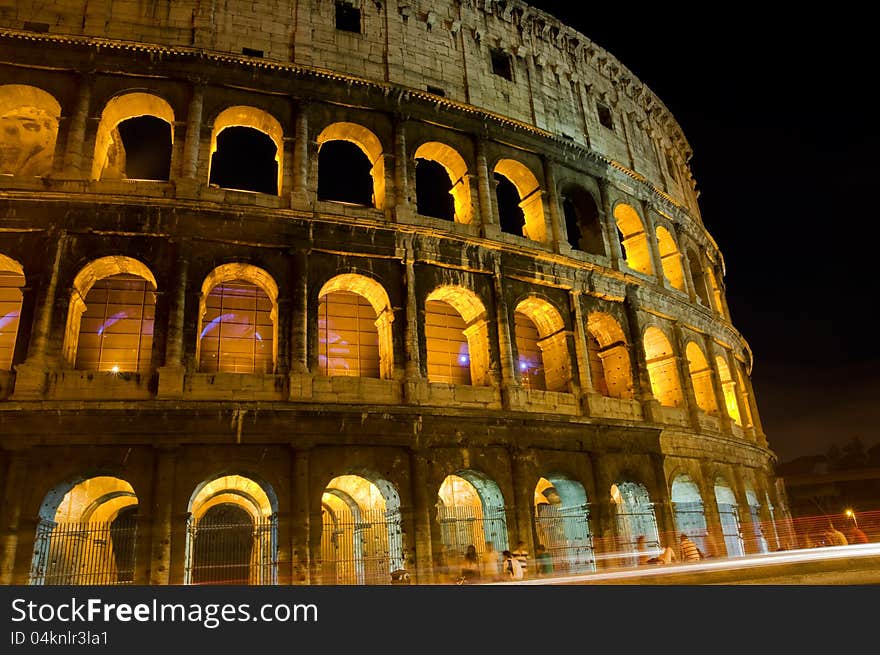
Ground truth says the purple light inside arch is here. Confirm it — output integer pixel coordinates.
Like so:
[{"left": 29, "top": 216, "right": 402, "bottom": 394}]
[
  {"left": 0, "top": 310, "right": 19, "bottom": 330},
  {"left": 200, "top": 313, "right": 236, "bottom": 338},
  {"left": 97, "top": 311, "right": 128, "bottom": 335}
]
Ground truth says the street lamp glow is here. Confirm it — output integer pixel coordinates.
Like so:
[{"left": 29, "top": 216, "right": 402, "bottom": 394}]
[{"left": 110, "top": 365, "right": 120, "bottom": 373}]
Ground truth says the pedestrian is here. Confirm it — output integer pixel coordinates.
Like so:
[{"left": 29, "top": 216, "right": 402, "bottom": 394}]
[
  {"left": 511, "top": 540, "right": 529, "bottom": 578},
  {"left": 481, "top": 540, "right": 502, "bottom": 581},
  {"left": 824, "top": 522, "right": 848, "bottom": 546},
  {"left": 679, "top": 532, "right": 702, "bottom": 562},
  {"left": 535, "top": 543, "right": 553, "bottom": 576},
  {"left": 636, "top": 535, "right": 651, "bottom": 566},
  {"left": 457, "top": 544, "right": 481, "bottom": 584},
  {"left": 502, "top": 549, "right": 524, "bottom": 580},
  {"left": 848, "top": 525, "right": 869, "bottom": 544}
]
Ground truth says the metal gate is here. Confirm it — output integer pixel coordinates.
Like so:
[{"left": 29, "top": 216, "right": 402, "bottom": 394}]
[
  {"left": 534, "top": 503, "right": 595, "bottom": 574},
  {"left": 29, "top": 519, "right": 137, "bottom": 585},
  {"left": 437, "top": 504, "right": 508, "bottom": 574},
  {"left": 614, "top": 506, "right": 659, "bottom": 567},
  {"left": 717, "top": 503, "right": 745, "bottom": 557},
  {"left": 185, "top": 515, "right": 277, "bottom": 585},
  {"left": 673, "top": 501, "right": 709, "bottom": 554},
  {"left": 321, "top": 508, "right": 403, "bottom": 585}
]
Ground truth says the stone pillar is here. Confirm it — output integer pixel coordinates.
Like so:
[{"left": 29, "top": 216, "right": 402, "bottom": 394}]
[
  {"left": 623, "top": 285, "right": 660, "bottom": 421},
  {"left": 290, "top": 446, "right": 311, "bottom": 584},
  {"left": 542, "top": 158, "right": 563, "bottom": 253},
  {"left": 598, "top": 177, "right": 624, "bottom": 269},
  {"left": 509, "top": 448, "right": 535, "bottom": 559},
  {"left": 492, "top": 256, "right": 519, "bottom": 409},
  {"left": 588, "top": 454, "right": 616, "bottom": 569},
  {"left": 639, "top": 204, "right": 667, "bottom": 287},
  {"left": 62, "top": 74, "right": 93, "bottom": 178},
  {"left": 149, "top": 446, "right": 177, "bottom": 585},
  {"left": 649, "top": 453, "right": 676, "bottom": 546},
  {"left": 475, "top": 136, "right": 496, "bottom": 236},
  {"left": 705, "top": 339, "right": 733, "bottom": 434},
  {"left": 671, "top": 321, "right": 703, "bottom": 430},
  {"left": 0, "top": 451, "right": 28, "bottom": 585},
  {"left": 392, "top": 115, "right": 411, "bottom": 221},
  {"left": 569, "top": 289, "right": 594, "bottom": 413},
  {"left": 157, "top": 244, "right": 189, "bottom": 398},
  {"left": 732, "top": 469, "right": 759, "bottom": 554},
  {"left": 403, "top": 246, "right": 423, "bottom": 403},
  {"left": 289, "top": 250, "right": 309, "bottom": 375},
  {"left": 180, "top": 81, "right": 204, "bottom": 183},
  {"left": 409, "top": 449, "right": 434, "bottom": 584},
  {"left": 674, "top": 225, "right": 700, "bottom": 305},
  {"left": 728, "top": 354, "right": 753, "bottom": 438},
  {"left": 698, "top": 464, "right": 726, "bottom": 558},
  {"left": 291, "top": 101, "right": 311, "bottom": 209}
]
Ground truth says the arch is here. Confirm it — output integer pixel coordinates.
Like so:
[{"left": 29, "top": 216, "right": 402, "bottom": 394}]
[
  {"left": 209, "top": 105, "right": 284, "bottom": 195},
  {"left": 560, "top": 184, "right": 605, "bottom": 255},
  {"left": 197, "top": 264, "right": 279, "bottom": 374},
  {"left": 30, "top": 476, "right": 139, "bottom": 585},
  {"left": 687, "top": 247, "right": 713, "bottom": 309},
  {"left": 610, "top": 480, "right": 659, "bottom": 563},
  {"left": 320, "top": 473, "right": 404, "bottom": 584},
  {"left": 655, "top": 225, "right": 686, "bottom": 291},
  {"left": 0, "top": 253, "right": 25, "bottom": 371},
  {"left": 686, "top": 341, "right": 718, "bottom": 415},
  {"left": 91, "top": 92, "right": 175, "bottom": 181},
  {"left": 671, "top": 474, "right": 709, "bottom": 554},
  {"left": 185, "top": 473, "right": 278, "bottom": 585},
  {"left": 513, "top": 296, "right": 569, "bottom": 392},
  {"left": 613, "top": 204, "right": 653, "bottom": 275},
  {"left": 425, "top": 286, "right": 490, "bottom": 386},
  {"left": 64, "top": 256, "right": 158, "bottom": 370},
  {"left": 715, "top": 354, "right": 742, "bottom": 425},
  {"left": 317, "top": 122, "right": 385, "bottom": 208},
  {"left": 413, "top": 141, "right": 472, "bottom": 223},
  {"left": 534, "top": 475, "right": 595, "bottom": 573},
  {"left": 0, "top": 84, "right": 61, "bottom": 177},
  {"left": 643, "top": 326, "right": 683, "bottom": 407},
  {"left": 706, "top": 264, "right": 725, "bottom": 315},
  {"left": 714, "top": 477, "right": 744, "bottom": 557},
  {"left": 585, "top": 312, "right": 633, "bottom": 399},
  {"left": 745, "top": 488, "right": 770, "bottom": 553},
  {"left": 318, "top": 274, "right": 393, "bottom": 379},
  {"left": 735, "top": 366, "right": 755, "bottom": 430},
  {"left": 437, "top": 471, "right": 509, "bottom": 573},
  {"left": 494, "top": 159, "right": 546, "bottom": 242}
]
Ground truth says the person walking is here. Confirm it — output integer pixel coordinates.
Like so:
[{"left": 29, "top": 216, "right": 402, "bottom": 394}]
[{"left": 679, "top": 532, "right": 702, "bottom": 562}]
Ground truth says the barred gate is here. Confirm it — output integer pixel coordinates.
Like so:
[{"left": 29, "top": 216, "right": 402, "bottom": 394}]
[
  {"left": 185, "top": 515, "right": 277, "bottom": 585},
  {"left": 673, "top": 501, "right": 709, "bottom": 554},
  {"left": 717, "top": 503, "right": 745, "bottom": 557},
  {"left": 437, "top": 504, "right": 508, "bottom": 569},
  {"left": 29, "top": 519, "right": 137, "bottom": 585},
  {"left": 614, "top": 506, "right": 660, "bottom": 567},
  {"left": 534, "top": 504, "right": 595, "bottom": 574},
  {"left": 321, "top": 508, "right": 403, "bottom": 585}
]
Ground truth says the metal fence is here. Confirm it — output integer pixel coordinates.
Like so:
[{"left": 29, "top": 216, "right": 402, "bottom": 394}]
[
  {"left": 673, "top": 501, "right": 710, "bottom": 554},
  {"left": 534, "top": 504, "right": 595, "bottom": 574},
  {"left": 717, "top": 503, "right": 745, "bottom": 557},
  {"left": 29, "top": 519, "right": 137, "bottom": 585},
  {"left": 185, "top": 515, "right": 277, "bottom": 585},
  {"left": 437, "top": 504, "right": 508, "bottom": 579},
  {"left": 320, "top": 507, "right": 403, "bottom": 585}
]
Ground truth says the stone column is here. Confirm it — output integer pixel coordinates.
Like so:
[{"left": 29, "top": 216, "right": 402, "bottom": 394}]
[
  {"left": 180, "top": 81, "right": 204, "bottom": 184},
  {"left": 704, "top": 338, "right": 733, "bottom": 434},
  {"left": 731, "top": 469, "right": 759, "bottom": 554},
  {"left": 0, "top": 451, "right": 28, "bottom": 585},
  {"left": 569, "top": 289, "right": 594, "bottom": 413},
  {"left": 623, "top": 285, "right": 660, "bottom": 421},
  {"left": 698, "top": 464, "right": 726, "bottom": 558},
  {"left": 149, "top": 446, "right": 177, "bottom": 585},
  {"left": 475, "top": 136, "right": 496, "bottom": 236},
  {"left": 62, "top": 74, "right": 93, "bottom": 178},
  {"left": 291, "top": 101, "right": 311, "bottom": 209},
  {"left": 409, "top": 449, "right": 434, "bottom": 584},
  {"left": 598, "top": 177, "right": 624, "bottom": 269},
  {"left": 509, "top": 448, "right": 535, "bottom": 560},
  {"left": 289, "top": 250, "right": 309, "bottom": 375},
  {"left": 492, "top": 256, "right": 519, "bottom": 409},
  {"left": 157, "top": 244, "right": 188, "bottom": 398},
  {"left": 403, "top": 243, "right": 422, "bottom": 403},
  {"left": 290, "top": 446, "right": 311, "bottom": 584},
  {"left": 588, "top": 454, "right": 616, "bottom": 569},
  {"left": 392, "top": 115, "right": 411, "bottom": 221},
  {"left": 674, "top": 225, "right": 700, "bottom": 305},
  {"left": 639, "top": 204, "right": 667, "bottom": 287},
  {"left": 542, "top": 158, "right": 563, "bottom": 253},
  {"left": 671, "top": 321, "right": 702, "bottom": 430}
]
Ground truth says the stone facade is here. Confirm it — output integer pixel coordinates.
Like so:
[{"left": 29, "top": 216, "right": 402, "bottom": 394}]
[{"left": 0, "top": 0, "right": 785, "bottom": 585}]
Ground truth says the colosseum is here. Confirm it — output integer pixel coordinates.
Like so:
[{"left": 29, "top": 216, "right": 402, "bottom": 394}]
[{"left": 0, "top": 0, "right": 788, "bottom": 585}]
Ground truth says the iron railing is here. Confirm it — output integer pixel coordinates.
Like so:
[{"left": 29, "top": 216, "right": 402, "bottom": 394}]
[
  {"left": 29, "top": 519, "right": 137, "bottom": 585},
  {"left": 185, "top": 515, "right": 277, "bottom": 585}
]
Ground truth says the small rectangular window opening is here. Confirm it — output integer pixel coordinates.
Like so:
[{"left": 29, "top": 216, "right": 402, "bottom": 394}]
[
  {"left": 427, "top": 85, "right": 446, "bottom": 97},
  {"left": 490, "top": 48, "right": 513, "bottom": 80},
  {"left": 23, "top": 21, "right": 50, "bottom": 33},
  {"left": 597, "top": 102, "right": 614, "bottom": 130},
  {"left": 336, "top": 1, "right": 361, "bottom": 33},
  {"left": 242, "top": 47, "right": 264, "bottom": 58}
]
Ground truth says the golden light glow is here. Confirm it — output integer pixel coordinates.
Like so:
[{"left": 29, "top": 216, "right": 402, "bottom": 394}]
[
  {"left": 655, "top": 225, "right": 686, "bottom": 291},
  {"left": 0, "top": 84, "right": 60, "bottom": 177},
  {"left": 0, "top": 255, "right": 25, "bottom": 371},
  {"left": 643, "top": 327, "right": 683, "bottom": 407},
  {"left": 613, "top": 204, "right": 653, "bottom": 275},
  {"left": 209, "top": 105, "right": 284, "bottom": 196},
  {"left": 685, "top": 341, "right": 718, "bottom": 415},
  {"left": 715, "top": 354, "right": 742, "bottom": 425},
  {"left": 425, "top": 286, "right": 490, "bottom": 386},
  {"left": 413, "top": 141, "right": 472, "bottom": 224},
  {"left": 317, "top": 122, "right": 385, "bottom": 208},
  {"left": 586, "top": 312, "right": 633, "bottom": 399},
  {"left": 494, "top": 159, "right": 546, "bottom": 242}
]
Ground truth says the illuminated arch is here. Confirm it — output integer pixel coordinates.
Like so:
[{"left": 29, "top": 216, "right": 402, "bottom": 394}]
[
  {"left": 0, "top": 84, "right": 61, "bottom": 177},
  {"left": 585, "top": 312, "right": 633, "bottom": 399},
  {"left": 413, "top": 141, "right": 472, "bottom": 224},
  {"left": 63, "top": 256, "right": 157, "bottom": 370},
  {"left": 706, "top": 265, "right": 725, "bottom": 316},
  {"left": 686, "top": 341, "right": 718, "bottom": 415},
  {"left": 209, "top": 106, "right": 284, "bottom": 195},
  {"left": 714, "top": 477, "right": 744, "bottom": 557},
  {"left": 197, "top": 263, "right": 279, "bottom": 374},
  {"left": 643, "top": 326, "right": 683, "bottom": 407},
  {"left": 318, "top": 273, "right": 394, "bottom": 379},
  {"left": 437, "top": 470, "right": 509, "bottom": 562},
  {"left": 613, "top": 204, "right": 653, "bottom": 275},
  {"left": 91, "top": 92, "right": 175, "bottom": 180},
  {"left": 0, "top": 253, "right": 25, "bottom": 371},
  {"left": 317, "top": 122, "right": 385, "bottom": 208},
  {"left": 715, "top": 354, "right": 742, "bottom": 425},
  {"left": 425, "top": 285, "right": 490, "bottom": 386},
  {"left": 513, "top": 296, "right": 569, "bottom": 392},
  {"left": 655, "top": 225, "right": 686, "bottom": 291},
  {"left": 610, "top": 480, "right": 659, "bottom": 560},
  {"left": 559, "top": 184, "right": 604, "bottom": 255},
  {"left": 534, "top": 475, "right": 595, "bottom": 573},
  {"left": 671, "top": 473, "right": 708, "bottom": 554},
  {"left": 735, "top": 365, "right": 755, "bottom": 430},
  {"left": 494, "top": 159, "right": 546, "bottom": 242}
]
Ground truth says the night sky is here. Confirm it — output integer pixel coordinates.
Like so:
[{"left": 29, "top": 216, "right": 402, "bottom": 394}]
[{"left": 527, "top": 3, "right": 880, "bottom": 462}]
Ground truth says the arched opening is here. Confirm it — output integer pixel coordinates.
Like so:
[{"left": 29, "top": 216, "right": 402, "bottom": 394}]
[
  {"left": 208, "top": 106, "right": 283, "bottom": 196},
  {"left": 715, "top": 355, "right": 742, "bottom": 425},
  {"left": 613, "top": 204, "right": 653, "bottom": 275},
  {"left": 687, "top": 248, "right": 712, "bottom": 309},
  {"left": 0, "top": 254, "right": 25, "bottom": 371},
  {"left": 494, "top": 159, "right": 545, "bottom": 242},
  {"left": 92, "top": 92, "right": 174, "bottom": 181},
  {"left": 436, "top": 471, "right": 508, "bottom": 580},
  {"left": 534, "top": 476, "right": 594, "bottom": 574},
  {"left": 655, "top": 225, "right": 686, "bottom": 291},
  {"left": 0, "top": 84, "right": 60, "bottom": 177},
  {"left": 706, "top": 264, "right": 725, "bottom": 315},
  {"left": 560, "top": 185, "right": 604, "bottom": 255},
  {"left": 746, "top": 489, "right": 769, "bottom": 553},
  {"left": 425, "top": 286, "right": 490, "bottom": 387},
  {"left": 320, "top": 474, "right": 403, "bottom": 585},
  {"left": 413, "top": 142, "right": 472, "bottom": 223},
  {"left": 686, "top": 342, "right": 718, "bottom": 415},
  {"left": 671, "top": 474, "right": 708, "bottom": 555},
  {"left": 735, "top": 366, "right": 755, "bottom": 430},
  {"left": 513, "top": 297, "right": 569, "bottom": 392},
  {"left": 643, "top": 327, "right": 683, "bottom": 407},
  {"left": 317, "top": 122, "right": 385, "bottom": 208},
  {"left": 185, "top": 474, "right": 278, "bottom": 585},
  {"left": 318, "top": 274, "right": 393, "bottom": 379},
  {"left": 64, "top": 256, "right": 157, "bottom": 373},
  {"left": 610, "top": 481, "right": 659, "bottom": 566},
  {"left": 714, "top": 478, "right": 744, "bottom": 558},
  {"left": 197, "top": 264, "right": 278, "bottom": 375},
  {"left": 29, "top": 476, "right": 139, "bottom": 585},
  {"left": 585, "top": 312, "right": 633, "bottom": 399}
]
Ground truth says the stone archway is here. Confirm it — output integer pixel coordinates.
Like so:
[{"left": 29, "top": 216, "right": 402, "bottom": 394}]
[{"left": 533, "top": 475, "right": 595, "bottom": 574}]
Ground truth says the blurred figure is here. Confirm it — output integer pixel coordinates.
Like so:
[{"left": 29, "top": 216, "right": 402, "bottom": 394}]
[
  {"left": 679, "top": 533, "right": 702, "bottom": 562},
  {"left": 824, "top": 522, "right": 849, "bottom": 546},
  {"left": 702, "top": 532, "right": 720, "bottom": 558},
  {"left": 636, "top": 535, "right": 651, "bottom": 566},
  {"left": 481, "top": 541, "right": 502, "bottom": 581},
  {"left": 511, "top": 540, "right": 529, "bottom": 578},
  {"left": 848, "top": 525, "right": 869, "bottom": 544},
  {"left": 502, "top": 550, "right": 524, "bottom": 580},
  {"left": 535, "top": 543, "right": 553, "bottom": 576},
  {"left": 457, "top": 544, "right": 480, "bottom": 584}
]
